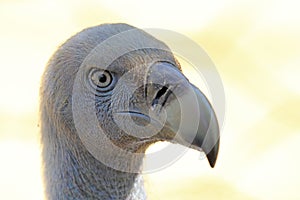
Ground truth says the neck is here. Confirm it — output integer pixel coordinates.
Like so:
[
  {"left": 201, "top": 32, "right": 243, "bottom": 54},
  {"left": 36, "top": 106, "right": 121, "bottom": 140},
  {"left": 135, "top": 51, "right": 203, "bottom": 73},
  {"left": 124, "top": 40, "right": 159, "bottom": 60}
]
[{"left": 41, "top": 120, "right": 146, "bottom": 199}]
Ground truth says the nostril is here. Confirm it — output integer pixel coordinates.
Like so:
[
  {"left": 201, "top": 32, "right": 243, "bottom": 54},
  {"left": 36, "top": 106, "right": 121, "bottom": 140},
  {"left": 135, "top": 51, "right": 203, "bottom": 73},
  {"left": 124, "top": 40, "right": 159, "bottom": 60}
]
[{"left": 151, "top": 86, "right": 168, "bottom": 107}]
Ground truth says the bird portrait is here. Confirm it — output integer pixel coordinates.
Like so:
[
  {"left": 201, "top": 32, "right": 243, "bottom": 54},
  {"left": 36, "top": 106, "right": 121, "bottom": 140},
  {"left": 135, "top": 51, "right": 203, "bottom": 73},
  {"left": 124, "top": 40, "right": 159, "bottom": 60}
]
[{"left": 40, "top": 23, "right": 219, "bottom": 199}]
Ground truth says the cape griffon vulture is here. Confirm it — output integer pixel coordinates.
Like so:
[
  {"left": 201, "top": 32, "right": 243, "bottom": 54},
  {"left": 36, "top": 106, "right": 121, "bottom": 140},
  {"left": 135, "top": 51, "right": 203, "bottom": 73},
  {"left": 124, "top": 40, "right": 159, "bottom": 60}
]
[{"left": 40, "top": 23, "right": 219, "bottom": 199}]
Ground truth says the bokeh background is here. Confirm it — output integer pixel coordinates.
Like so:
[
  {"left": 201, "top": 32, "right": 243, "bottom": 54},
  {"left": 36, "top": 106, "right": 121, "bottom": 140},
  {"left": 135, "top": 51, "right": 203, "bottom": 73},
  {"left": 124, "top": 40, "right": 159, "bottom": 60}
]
[{"left": 1, "top": 0, "right": 299, "bottom": 199}]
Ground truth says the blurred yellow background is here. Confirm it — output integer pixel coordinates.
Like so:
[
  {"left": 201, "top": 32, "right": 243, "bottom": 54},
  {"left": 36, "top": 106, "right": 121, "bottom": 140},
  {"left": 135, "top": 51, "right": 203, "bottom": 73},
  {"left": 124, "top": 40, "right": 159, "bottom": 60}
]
[{"left": 0, "top": 0, "right": 299, "bottom": 199}]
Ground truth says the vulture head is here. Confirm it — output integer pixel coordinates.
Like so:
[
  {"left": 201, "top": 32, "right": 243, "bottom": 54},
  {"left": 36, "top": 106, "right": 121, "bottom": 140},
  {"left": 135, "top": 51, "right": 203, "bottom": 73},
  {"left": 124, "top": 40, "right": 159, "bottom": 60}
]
[{"left": 40, "top": 23, "right": 220, "bottom": 199}]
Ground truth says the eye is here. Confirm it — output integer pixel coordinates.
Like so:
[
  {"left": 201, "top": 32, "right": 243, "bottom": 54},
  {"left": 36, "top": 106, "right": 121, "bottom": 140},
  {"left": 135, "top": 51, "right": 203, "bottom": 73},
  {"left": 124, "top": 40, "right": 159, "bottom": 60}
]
[
  {"left": 91, "top": 70, "right": 112, "bottom": 88},
  {"left": 89, "top": 69, "right": 116, "bottom": 92}
]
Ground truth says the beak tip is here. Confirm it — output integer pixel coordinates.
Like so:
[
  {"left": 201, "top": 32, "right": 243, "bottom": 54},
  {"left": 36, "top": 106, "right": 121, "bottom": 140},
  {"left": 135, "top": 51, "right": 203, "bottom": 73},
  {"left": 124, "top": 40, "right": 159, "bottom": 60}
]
[
  {"left": 208, "top": 155, "right": 217, "bottom": 168},
  {"left": 205, "top": 139, "right": 219, "bottom": 168}
]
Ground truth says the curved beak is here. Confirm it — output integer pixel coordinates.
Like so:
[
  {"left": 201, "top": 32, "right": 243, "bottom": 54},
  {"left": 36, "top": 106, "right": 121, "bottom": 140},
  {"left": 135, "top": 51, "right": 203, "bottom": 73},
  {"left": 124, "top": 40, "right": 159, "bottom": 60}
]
[
  {"left": 147, "top": 62, "right": 220, "bottom": 168},
  {"left": 188, "top": 86, "right": 220, "bottom": 168},
  {"left": 164, "top": 85, "right": 219, "bottom": 168}
]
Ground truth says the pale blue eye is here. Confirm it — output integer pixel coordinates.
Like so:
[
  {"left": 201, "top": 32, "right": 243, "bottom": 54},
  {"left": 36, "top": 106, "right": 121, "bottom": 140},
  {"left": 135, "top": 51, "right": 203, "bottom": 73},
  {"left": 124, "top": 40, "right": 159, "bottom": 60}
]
[
  {"left": 89, "top": 69, "right": 116, "bottom": 93},
  {"left": 91, "top": 70, "right": 112, "bottom": 88}
]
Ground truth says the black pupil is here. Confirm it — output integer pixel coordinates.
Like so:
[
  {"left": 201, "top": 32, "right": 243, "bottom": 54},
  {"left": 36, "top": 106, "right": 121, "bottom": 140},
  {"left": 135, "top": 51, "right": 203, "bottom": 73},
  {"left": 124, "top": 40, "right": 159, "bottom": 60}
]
[{"left": 98, "top": 73, "right": 107, "bottom": 83}]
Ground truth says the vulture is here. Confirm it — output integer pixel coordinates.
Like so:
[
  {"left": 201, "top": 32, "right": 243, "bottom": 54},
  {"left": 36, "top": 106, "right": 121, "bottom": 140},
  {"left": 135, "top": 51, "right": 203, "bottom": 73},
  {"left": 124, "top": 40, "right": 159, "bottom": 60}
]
[{"left": 40, "top": 23, "right": 219, "bottom": 200}]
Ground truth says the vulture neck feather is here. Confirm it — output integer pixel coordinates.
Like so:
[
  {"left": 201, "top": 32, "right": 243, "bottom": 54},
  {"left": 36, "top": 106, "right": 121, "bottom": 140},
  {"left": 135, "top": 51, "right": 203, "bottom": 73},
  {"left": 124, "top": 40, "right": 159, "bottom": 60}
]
[{"left": 41, "top": 118, "right": 146, "bottom": 200}]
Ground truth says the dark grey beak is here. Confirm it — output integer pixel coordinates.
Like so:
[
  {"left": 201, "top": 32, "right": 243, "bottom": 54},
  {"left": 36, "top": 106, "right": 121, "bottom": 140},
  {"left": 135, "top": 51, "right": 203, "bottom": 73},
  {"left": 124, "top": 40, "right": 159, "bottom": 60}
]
[
  {"left": 148, "top": 62, "right": 220, "bottom": 168},
  {"left": 189, "top": 86, "right": 220, "bottom": 168}
]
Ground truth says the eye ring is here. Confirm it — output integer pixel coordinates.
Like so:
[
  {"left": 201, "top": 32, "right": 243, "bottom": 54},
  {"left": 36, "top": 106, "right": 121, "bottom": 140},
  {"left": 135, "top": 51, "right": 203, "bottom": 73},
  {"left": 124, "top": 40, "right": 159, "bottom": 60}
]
[{"left": 88, "top": 69, "right": 116, "bottom": 92}]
